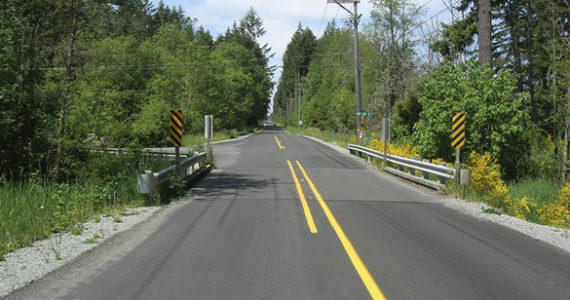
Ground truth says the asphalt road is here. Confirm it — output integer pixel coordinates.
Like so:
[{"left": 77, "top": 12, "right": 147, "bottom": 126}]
[{"left": 7, "top": 125, "right": 570, "bottom": 299}]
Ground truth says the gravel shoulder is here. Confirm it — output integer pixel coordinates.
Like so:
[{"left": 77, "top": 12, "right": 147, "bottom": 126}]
[{"left": 0, "top": 206, "right": 161, "bottom": 298}]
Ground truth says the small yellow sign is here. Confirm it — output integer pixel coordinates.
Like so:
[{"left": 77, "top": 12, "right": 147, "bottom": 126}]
[
  {"left": 452, "top": 113, "right": 465, "bottom": 149},
  {"left": 170, "top": 109, "right": 183, "bottom": 147}
]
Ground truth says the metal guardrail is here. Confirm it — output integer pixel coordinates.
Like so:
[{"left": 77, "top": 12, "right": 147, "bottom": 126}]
[
  {"left": 136, "top": 152, "right": 209, "bottom": 194},
  {"left": 89, "top": 147, "right": 199, "bottom": 158},
  {"left": 348, "top": 144, "right": 455, "bottom": 190}
]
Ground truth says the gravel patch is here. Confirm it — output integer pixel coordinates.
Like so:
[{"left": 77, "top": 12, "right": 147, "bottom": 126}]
[
  {"left": 0, "top": 206, "right": 160, "bottom": 298},
  {"left": 443, "top": 198, "right": 570, "bottom": 253}
]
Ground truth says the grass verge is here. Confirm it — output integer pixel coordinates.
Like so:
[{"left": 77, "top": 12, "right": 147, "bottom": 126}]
[
  {"left": 283, "top": 126, "right": 355, "bottom": 148},
  {"left": 508, "top": 177, "right": 561, "bottom": 207},
  {"left": 0, "top": 150, "right": 182, "bottom": 260}
]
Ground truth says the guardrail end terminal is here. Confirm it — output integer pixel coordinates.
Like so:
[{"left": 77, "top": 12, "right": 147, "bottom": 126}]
[
  {"left": 136, "top": 152, "right": 208, "bottom": 194},
  {"left": 137, "top": 173, "right": 157, "bottom": 194}
]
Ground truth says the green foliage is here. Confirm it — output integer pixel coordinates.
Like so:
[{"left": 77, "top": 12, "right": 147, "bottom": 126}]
[
  {"left": 0, "top": 150, "right": 177, "bottom": 260},
  {"left": 132, "top": 98, "right": 171, "bottom": 146},
  {"left": 509, "top": 177, "right": 561, "bottom": 207},
  {"left": 391, "top": 92, "right": 421, "bottom": 142},
  {"left": 156, "top": 175, "right": 185, "bottom": 201},
  {"left": 429, "top": 18, "right": 477, "bottom": 61},
  {"left": 301, "top": 28, "right": 358, "bottom": 131},
  {"left": 273, "top": 23, "right": 317, "bottom": 119},
  {"left": 527, "top": 135, "right": 559, "bottom": 180},
  {"left": 0, "top": 0, "right": 55, "bottom": 178},
  {"left": 366, "top": 0, "right": 423, "bottom": 112},
  {"left": 328, "top": 88, "right": 356, "bottom": 132},
  {"left": 413, "top": 61, "right": 530, "bottom": 179},
  {"left": 1, "top": 2, "right": 272, "bottom": 179}
]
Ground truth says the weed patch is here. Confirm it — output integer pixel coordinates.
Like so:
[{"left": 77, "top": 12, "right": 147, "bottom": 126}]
[{"left": 0, "top": 148, "right": 193, "bottom": 260}]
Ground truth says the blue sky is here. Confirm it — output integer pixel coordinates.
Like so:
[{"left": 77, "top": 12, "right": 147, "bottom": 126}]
[{"left": 160, "top": 0, "right": 452, "bottom": 105}]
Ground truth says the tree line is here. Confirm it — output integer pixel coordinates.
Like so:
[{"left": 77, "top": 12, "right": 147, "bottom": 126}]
[
  {"left": 273, "top": 0, "right": 568, "bottom": 181},
  {"left": 0, "top": 0, "right": 273, "bottom": 180}
]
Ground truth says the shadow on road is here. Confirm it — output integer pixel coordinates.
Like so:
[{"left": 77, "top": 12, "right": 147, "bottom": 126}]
[
  {"left": 190, "top": 171, "right": 274, "bottom": 198},
  {"left": 258, "top": 124, "right": 285, "bottom": 133}
]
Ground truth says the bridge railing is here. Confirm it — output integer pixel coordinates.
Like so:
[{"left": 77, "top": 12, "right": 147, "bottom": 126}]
[
  {"left": 88, "top": 147, "right": 199, "bottom": 159},
  {"left": 348, "top": 144, "right": 455, "bottom": 190},
  {"left": 136, "top": 151, "right": 209, "bottom": 194}
]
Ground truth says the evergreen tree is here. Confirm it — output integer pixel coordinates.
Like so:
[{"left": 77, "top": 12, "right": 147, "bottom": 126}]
[{"left": 273, "top": 24, "right": 317, "bottom": 122}]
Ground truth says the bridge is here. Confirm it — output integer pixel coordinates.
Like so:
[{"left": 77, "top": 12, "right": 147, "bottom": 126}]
[{"left": 7, "top": 125, "right": 570, "bottom": 299}]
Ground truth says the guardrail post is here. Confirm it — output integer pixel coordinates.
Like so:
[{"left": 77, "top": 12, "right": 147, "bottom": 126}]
[
  {"left": 398, "top": 155, "right": 405, "bottom": 171},
  {"left": 175, "top": 146, "right": 180, "bottom": 178},
  {"left": 422, "top": 159, "right": 430, "bottom": 179},
  {"left": 438, "top": 162, "right": 447, "bottom": 184},
  {"left": 460, "top": 168, "right": 471, "bottom": 185},
  {"left": 409, "top": 157, "right": 417, "bottom": 176}
]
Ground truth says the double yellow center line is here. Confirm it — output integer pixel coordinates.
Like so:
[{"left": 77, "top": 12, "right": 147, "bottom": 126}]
[
  {"left": 287, "top": 161, "right": 317, "bottom": 233},
  {"left": 287, "top": 160, "right": 386, "bottom": 300},
  {"left": 274, "top": 135, "right": 286, "bottom": 150}
]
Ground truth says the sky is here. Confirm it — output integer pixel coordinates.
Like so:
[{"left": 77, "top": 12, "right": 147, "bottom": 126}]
[{"left": 160, "top": 0, "right": 453, "bottom": 109}]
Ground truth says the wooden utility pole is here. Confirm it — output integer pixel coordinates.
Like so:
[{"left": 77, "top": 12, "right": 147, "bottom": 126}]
[
  {"left": 561, "top": 86, "right": 570, "bottom": 183},
  {"left": 478, "top": 0, "right": 492, "bottom": 68},
  {"left": 328, "top": 1, "right": 362, "bottom": 140},
  {"left": 297, "top": 71, "right": 303, "bottom": 127}
]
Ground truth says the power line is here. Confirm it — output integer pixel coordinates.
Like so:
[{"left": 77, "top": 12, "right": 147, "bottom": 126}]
[
  {"left": 28, "top": 64, "right": 349, "bottom": 72},
  {"left": 317, "top": 2, "right": 329, "bottom": 38},
  {"left": 412, "top": 0, "right": 460, "bottom": 33},
  {"left": 284, "top": 52, "right": 348, "bottom": 60},
  {"left": 334, "top": 5, "right": 341, "bottom": 22}
]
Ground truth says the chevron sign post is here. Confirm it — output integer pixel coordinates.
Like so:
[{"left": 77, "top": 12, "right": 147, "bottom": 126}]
[
  {"left": 170, "top": 109, "right": 183, "bottom": 147},
  {"left": 452, "top": 113, "right": 465, "bottom": 184},
  {"left": 452, "top": 113, "right": 465, "bottom": 150},
  {"left": 170, "top": 109, "right": 183, "bottom": 177}
]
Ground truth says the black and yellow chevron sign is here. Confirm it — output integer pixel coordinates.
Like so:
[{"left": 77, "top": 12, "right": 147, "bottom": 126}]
[
  {"left": 170, "top": 109, "right": 183, "bottom": 147},
  {"left": 452, "top": 113, "right": 465, "bottom": 149}
]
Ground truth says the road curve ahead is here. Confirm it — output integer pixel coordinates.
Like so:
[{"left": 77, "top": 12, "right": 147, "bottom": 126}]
[{"left": 8, "top": 125, "right": 570, "bottom": 299}]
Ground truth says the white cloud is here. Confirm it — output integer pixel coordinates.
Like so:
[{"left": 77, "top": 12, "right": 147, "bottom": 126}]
[{"left": 162, "top": 0, "right": 449, "bottom": 62}]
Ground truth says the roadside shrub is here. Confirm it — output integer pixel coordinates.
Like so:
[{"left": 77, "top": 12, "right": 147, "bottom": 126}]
[
  {"left": 508, "top": 176, "right": 560, "bottom": 207},
  {"left": 369, "top": 133, "right": 419, "bottom": 158},
  {"left": 413, "top": 60, "right": 530, "bottom": 179},
  {"left": 391, "top": 92, "right": 421, "bottom": 141},
  {"left": 350, "top": 135, "right": 358, "bottom": 144},
  {"left": 528, "top": 135, "right": 559, "bottom": 180},
  {"left": 470, "top": 151, "right": 498, "bottom": 191},
  {"left": 539, "top": 183, "right": 570, "bottom": 227},
  {"left": 512, "top": 197, "right": 540, "bottom": 223},
  {"left": 469, "top": 151, "right": 511, "bottom": 211}
]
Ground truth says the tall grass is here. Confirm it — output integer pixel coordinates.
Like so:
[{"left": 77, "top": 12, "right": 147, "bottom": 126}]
[
  {"left": 509, "top": 177, "right": 561, "bottom": 206},
  {"left": 1, "top": 177, "right": 95, "bottom": 259},
  {"left": 0, "top": 151, "right": 172, "bottom": 260}
]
